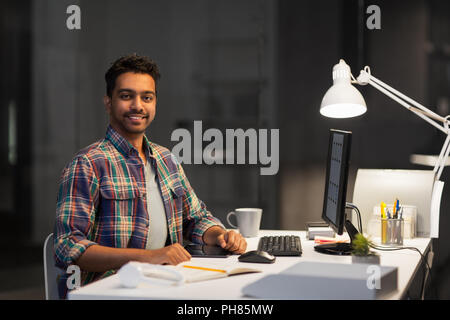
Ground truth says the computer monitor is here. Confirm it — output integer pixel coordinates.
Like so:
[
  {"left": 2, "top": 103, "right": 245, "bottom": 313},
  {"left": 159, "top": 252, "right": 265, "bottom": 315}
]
[{"left": 315, "top": 129, "right": 360, "bottom": 255}]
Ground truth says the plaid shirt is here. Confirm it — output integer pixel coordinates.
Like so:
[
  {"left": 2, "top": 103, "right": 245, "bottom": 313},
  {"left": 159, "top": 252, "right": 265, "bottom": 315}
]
[{"left": 54, "top": 125, "right": 223, "bottom": 294}]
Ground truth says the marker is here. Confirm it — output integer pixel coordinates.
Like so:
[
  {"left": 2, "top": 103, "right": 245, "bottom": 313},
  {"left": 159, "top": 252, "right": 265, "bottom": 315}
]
[
  {"left": 381, "top": 202, "right": 387, "bottom": 219},
  {"left": 314, "top": 239, "right": 348, "bottom": 245}
]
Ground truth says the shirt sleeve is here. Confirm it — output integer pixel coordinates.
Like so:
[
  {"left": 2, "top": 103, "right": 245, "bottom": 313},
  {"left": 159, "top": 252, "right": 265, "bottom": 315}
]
[
  {"left": 54, "top": 155, "right": 99, "bottom": 269},
  {"left": 173, "top": 156, "right": 225, "bottom": 244}
]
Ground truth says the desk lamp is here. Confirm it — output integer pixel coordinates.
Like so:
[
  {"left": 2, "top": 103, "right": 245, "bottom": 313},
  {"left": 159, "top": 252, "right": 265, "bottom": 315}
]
[{"left": 320, "top": 59, "right": 450, "bottom": 182}]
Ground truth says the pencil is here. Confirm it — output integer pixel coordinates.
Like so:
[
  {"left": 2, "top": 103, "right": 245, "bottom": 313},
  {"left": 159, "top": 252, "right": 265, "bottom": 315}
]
[{"left": 182, "top": 265, "right": 227, "bottom": 273}]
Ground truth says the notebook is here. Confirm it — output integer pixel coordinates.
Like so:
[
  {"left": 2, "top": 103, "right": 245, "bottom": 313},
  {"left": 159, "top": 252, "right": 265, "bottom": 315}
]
[
  {"left": 117, "top": 261, "right": 261, "bottom": 288},
  {"left": 179, "top": 262, "right": 261, "bottom": 282}
]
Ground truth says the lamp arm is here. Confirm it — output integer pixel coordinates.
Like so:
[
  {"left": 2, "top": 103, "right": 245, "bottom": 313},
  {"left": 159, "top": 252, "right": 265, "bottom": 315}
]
[
  {"left": 356, "top": 68, "right": 450, "bottom": 180},
  {"left": 409, "top": 106, "right": 448, "bottom": 123},
  {"left": 357, "top": 70, "right": 448, "bottom": 134},
  {"left": 368, "top": 77, "right": 447, "bottom": 134},
  {"left": 436, "top": 129, "right": 450, "bottom": 180},
  {"left": 368, "top": 73, "right": 446, "bottom": 122}
]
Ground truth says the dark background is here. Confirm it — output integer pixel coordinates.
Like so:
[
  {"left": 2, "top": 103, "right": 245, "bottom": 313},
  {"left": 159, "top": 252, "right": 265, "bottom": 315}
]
[{"left": 0, "top": 0, "right": 449, "bottom": 299}]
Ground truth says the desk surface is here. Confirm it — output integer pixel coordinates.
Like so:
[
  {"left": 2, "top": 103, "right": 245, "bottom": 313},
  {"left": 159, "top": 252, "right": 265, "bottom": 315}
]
[{"left": 68, "top": 230, "right": 431, "bottom": 300}]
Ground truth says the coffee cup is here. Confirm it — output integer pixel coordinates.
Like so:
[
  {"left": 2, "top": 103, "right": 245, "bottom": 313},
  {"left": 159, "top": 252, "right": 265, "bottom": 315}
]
[{"left": 226, "top": 208, "right": 262, "bottom": 238}]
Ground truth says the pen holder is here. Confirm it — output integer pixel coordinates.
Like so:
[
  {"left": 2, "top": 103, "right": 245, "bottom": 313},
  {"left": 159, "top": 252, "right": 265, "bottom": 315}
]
[{"left": 381, "top": 218, "right": 404, "bottom": 245}]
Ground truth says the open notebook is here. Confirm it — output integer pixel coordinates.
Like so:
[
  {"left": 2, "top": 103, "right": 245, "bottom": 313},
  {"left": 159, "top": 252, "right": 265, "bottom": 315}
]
[
  {"left": 117, "top": 261, "right": 261, "bottom": 288},
  {"left": 179, "top": 262, "right": 261, "bottom": 282}
]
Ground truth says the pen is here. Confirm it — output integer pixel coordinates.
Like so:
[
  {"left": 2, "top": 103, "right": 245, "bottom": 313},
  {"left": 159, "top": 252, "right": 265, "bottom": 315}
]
[
  {"left": 396, "top": 199, "right": 400, "bottom": 218},
  {"left": 393, "top": 199, "right": 397, "bottom": 218}
]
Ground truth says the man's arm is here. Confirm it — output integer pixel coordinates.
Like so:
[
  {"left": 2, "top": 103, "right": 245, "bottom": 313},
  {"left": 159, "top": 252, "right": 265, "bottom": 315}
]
[
  {"left": 54, "top": 155, "right": 99, "bottom": 269},
  {"left": 76, "top": 243, "right": 191, "bottom": 273},
  {"left": 55, "top": 154, "right": 192, "bottom": 273}
]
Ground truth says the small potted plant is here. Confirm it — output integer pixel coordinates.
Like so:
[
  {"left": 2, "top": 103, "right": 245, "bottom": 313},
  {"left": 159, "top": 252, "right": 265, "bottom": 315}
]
[{"left": 351, "top": 233, "right": 380, "bottom": 264}]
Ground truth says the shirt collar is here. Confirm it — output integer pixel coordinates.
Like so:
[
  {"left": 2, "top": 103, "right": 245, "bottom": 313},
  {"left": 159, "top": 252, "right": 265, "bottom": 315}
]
[{"left": 105, "top": 125, "right": 155, "bottom": 159}]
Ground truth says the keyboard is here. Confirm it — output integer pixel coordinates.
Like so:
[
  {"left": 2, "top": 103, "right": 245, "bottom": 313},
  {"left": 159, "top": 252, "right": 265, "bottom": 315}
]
[{"left": 257, "top": 235, "right": 302, "bottom": 256}]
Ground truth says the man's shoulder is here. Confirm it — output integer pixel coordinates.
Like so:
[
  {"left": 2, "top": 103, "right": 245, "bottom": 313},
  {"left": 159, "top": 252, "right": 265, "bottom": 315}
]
[
  {"left": 65, "top": 138, "right": 118, "bottom": 169},
  {"left": 75, "top": 138, "right": 115, "bottom": 160}
]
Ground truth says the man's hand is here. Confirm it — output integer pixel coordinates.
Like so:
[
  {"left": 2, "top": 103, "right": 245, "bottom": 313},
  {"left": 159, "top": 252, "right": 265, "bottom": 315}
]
[
  {"left": 217, "top": 230, "right": 247, "bottom": 254},
  {"left": 142, "top": 243, "right": 192, "bottom": 265},
  {"left": 203, "top": 226, "right": 247, "bottom": 254}
]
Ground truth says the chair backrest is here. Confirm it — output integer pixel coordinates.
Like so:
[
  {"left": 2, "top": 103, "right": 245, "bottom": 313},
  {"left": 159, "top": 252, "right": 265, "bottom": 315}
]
[{"left": 43, "top": 233, "right": 65, "bottom": 300}]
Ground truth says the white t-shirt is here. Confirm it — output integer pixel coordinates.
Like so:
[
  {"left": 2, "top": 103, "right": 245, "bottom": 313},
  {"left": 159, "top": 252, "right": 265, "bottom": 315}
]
[{"left": 144, "top": 159, "right": 168, "bottom": 249}]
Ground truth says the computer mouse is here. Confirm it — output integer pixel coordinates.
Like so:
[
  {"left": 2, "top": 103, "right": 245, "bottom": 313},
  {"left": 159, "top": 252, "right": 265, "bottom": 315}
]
[{"left": 238, "top": 250, "right": 276, "bottom": 264}]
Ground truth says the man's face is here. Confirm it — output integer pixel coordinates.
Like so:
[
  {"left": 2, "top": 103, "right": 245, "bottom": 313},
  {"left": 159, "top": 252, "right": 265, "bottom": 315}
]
[{"left": 104, "top": 72, "right": 157, "bottom": 139}]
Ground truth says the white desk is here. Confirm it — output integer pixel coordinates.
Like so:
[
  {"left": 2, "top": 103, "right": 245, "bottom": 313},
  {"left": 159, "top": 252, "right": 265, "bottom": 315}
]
[{"left": 68, "top": 230, "right": 431, "bottom": 300}]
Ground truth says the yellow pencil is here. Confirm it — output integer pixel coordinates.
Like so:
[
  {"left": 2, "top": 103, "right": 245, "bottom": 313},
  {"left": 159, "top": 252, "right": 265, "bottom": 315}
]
[{"left": 182, "top": 265, "right": 227, "bottom": 273}]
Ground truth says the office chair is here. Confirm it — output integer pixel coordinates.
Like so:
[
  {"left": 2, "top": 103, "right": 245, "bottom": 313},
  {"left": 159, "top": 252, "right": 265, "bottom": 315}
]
[{"left": 43, "top": 233, "right": 64, "bottom": 300}]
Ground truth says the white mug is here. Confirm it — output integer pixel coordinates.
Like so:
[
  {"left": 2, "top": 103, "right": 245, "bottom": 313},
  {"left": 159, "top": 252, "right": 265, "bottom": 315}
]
[{"left": 226, "top": 208, "right": 262, "bottom": 238}]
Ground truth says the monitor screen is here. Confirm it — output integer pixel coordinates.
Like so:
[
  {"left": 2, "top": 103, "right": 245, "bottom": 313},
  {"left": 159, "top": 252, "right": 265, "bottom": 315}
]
[{"left": 321, "top": 129, "right": 352, "bottom": 235}]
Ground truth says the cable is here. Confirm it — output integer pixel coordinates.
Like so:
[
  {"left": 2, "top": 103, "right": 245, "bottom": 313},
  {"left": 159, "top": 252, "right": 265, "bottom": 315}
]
[
  {"left": 369, "top": 243, "right": 432, "bottom": 299},
  {"left": 345, "top": 203, "right": 363, "bottom": 233},
  {"left": 344, "top": 202, "right": 431, "bottom": 299}
]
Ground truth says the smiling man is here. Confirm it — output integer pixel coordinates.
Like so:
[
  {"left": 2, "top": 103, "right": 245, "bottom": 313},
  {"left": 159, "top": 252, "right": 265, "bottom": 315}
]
[{"left": 54, "top": 54, "right": 246, "bottom": 298}]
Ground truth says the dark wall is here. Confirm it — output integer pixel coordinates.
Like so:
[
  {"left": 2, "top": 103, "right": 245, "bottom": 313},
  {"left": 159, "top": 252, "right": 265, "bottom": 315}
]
[
  {"left": 0, "top": 0, "right": 32, "bottom": 242},
  {"left": 278, "top": 0, "right": 343, "bottom": 167},
  {"left": 278, "top": 0, "right": 435, "bottom": 169},
  {"left": 1, "top": 0, "right": 449, "bottom": 299},
  {"left": 277, "top": 0, "right": 450, "bottom": 299}
]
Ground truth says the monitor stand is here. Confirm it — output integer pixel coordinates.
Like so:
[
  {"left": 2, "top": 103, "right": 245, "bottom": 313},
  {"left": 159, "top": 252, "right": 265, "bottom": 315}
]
[{"left": 314, "top": 219, "right": 360, "bottom": 256}]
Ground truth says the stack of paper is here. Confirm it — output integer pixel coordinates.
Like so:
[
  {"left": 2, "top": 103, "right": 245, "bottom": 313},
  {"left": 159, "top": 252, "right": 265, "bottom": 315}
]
[
  {"left": 242, "top": 261, "right": 397, "bottom": 300},
  {"left": 307, "top": 226, "right": 335, "bottom": 240}
]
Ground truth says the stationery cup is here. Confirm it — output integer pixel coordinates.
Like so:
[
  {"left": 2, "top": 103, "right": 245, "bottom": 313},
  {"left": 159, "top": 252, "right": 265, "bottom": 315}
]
[
  {"left": 381, "top": 218, "right": 404, "bottom": 245},
  {"left": 226, "top": 208, "right": 262, "bottom": 238}
]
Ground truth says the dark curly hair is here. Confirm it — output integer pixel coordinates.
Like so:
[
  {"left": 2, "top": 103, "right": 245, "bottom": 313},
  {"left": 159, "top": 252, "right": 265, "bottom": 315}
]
[{"left": 105, "top": 53, "right": 161, "bottom": 97}]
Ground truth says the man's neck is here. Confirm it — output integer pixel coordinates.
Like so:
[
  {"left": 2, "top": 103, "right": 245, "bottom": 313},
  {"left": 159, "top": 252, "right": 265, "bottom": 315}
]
[
  {"left": 110, "top": 123, "right": 147, "bottom": 164},
  {"left": 129, "top": 136, "right": 148, "bottom": 165}
]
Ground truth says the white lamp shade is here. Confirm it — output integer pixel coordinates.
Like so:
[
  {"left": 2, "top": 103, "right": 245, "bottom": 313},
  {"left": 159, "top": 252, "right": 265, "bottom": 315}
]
[
  {"left": 320, "top": 59, "right": 367, "bottom": 118},
  {"left": 320, "top": 83, "right": 367, "bottom": 118}
]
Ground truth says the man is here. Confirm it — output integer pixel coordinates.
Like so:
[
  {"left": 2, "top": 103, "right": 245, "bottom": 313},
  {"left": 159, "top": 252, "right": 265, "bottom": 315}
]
[{"left": 54, "top": 54, "right": 247, "bottom": 297}]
